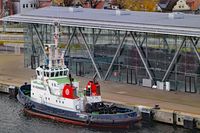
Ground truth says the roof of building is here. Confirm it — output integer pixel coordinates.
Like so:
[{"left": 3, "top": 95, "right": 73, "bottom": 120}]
[
  {"left": 158, "top": 0, "right": 179, "bottom": 11},
  {"left": 2, "top": 6, "right": 200, "bottom": 37}
]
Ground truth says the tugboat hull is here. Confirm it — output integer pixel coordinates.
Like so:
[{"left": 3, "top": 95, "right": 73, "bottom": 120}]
[{"left": 18, "top": 85, "right": 141, "bottom": 129}]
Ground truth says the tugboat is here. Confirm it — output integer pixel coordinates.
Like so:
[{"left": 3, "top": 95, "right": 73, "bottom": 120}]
[{"left": 17, "top": 22, "right": 141, "bottom": 129}]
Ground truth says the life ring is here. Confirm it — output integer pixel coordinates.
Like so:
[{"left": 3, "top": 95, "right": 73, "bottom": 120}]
[
  {"left": 65, "top": 88, "right": 69, "bottom": 96},
  {"left": 62, "top": 84, "right": 73, "bottom": 98}
]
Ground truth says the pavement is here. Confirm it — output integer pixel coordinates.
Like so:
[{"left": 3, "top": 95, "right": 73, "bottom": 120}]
[{"left": 0, "top": 54, "right": 200, "bottom": 115}]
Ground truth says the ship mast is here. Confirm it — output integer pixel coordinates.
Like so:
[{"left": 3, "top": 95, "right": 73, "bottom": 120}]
[{"left": 46, "top": 22, "right": 65, "bottom": 69}]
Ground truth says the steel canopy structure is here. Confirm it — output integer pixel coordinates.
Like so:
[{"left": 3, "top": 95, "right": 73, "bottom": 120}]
[
  {"left": 2, "top": 6, "right": 200, "bottom": 94},
  {"left": 2, "top": 6, "right": 200, "bottom": 37}
]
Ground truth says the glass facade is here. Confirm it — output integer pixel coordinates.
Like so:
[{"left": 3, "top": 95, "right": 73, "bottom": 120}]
[{"left": 24, "top": 24, "right": 200, "bottom": 94}]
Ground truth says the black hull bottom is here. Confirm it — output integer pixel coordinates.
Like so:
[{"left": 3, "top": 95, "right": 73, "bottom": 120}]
[{"left": 24, "top": 108, "right": 141, "bottom": 129}]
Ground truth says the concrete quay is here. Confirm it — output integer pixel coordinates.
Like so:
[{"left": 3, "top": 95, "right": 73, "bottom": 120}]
[{"left": 0, "top": 54, "right": 200, "bottom": 130}]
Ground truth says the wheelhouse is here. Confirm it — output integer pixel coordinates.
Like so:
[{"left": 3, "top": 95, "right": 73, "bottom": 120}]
[{"left": 36, "top": 65, "right": 69, "bottom": 80}]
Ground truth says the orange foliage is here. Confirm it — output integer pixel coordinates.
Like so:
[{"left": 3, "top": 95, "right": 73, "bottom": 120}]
[
  {"left": 113, "top": 0, "right": 159, "bottom": 12},
  {"left": 53, "top": 0, "right": 74, "bottom": 6},
  {"left": 53, "top": 0, "right": 64, "bottom": 6}
]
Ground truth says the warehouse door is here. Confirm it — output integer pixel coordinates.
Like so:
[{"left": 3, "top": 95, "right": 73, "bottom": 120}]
[
  {"left": 76, "top": 62, "right": 84, "bottom": 76},
  {"left": 127, "top": 68, "right": 137, "bottom": 84},
  {"left": 185, "top": 76, "right": 196, "bottom": 93}
]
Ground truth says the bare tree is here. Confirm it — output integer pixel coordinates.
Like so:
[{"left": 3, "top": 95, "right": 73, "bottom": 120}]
[
  {"left": 80, "top": 0, "right": 104, "bottom": 8},
  {"left": 63, "top": 0, "right": 74, "bottom": 6}
]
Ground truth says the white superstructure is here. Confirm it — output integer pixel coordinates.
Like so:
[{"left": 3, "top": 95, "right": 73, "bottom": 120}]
[{"left": 30, "top": 22, "right": 101, "bottom": 113}]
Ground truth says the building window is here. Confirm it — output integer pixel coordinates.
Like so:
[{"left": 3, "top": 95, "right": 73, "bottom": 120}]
[
  {"left": 26, "top": 4, "right": 28, "bottom": 8},
  {"left": 30, "top": 4, "right": 33, "bottom": 8},
  {"left": 62, "top": 101, "right": 64, "bottom": 104},
  {"left": 23, "top": 4, "right": 25, "bottom": 8},
  {"left": 56, "top": 100, "right": 58, "bottom": 102},
  {"left": 32, "top": 93, "right": 34, "bottom": 95},
  {"left": 48, "top": 98, "right": 50, "bottom": 100}
]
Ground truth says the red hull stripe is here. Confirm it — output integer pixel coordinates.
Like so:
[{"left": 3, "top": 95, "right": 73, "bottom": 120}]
[
  {"left": 23, "top": 109, "right": 138, "bottom": 129},
  {"left": 24, "top": 109, "right": 87, "bottom": 126}
]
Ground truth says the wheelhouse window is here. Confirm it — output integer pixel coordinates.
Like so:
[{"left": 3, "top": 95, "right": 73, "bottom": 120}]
[
  {"left": 64, "top": 70, "right": 67, "bottom": 76},
  {"left": 60, "top": 71, "right": 63, "bottom": 76},
  {"left": 51, "top": 72, "right": 54, "bottom": 77},
  {"left": 46, "top": 72, "right": 49, "bottom": 77},
  {"left": 55, "top": 72, "right": 59, "bottom": 77},
  {"left": 37, "top": 70, "right": 40, "bottom": 76}
]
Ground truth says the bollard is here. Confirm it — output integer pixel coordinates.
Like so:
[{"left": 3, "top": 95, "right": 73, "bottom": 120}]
[{"left": 9, "top": 86, "right": 18, "bottom": 98}]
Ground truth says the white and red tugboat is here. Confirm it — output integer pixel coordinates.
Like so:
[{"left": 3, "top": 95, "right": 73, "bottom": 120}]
[{"left": 17, "top": 22, "right": 141, "bottom": 129}]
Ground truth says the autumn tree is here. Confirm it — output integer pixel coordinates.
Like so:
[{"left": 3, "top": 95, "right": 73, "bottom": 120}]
[
  {"left": 79, "top": 0, "right": 104, "bottom": 8},
  {"left": 112, "top": 0, "right": 159, "bottom": 12},
  {"left": 53, "top": 0, "right": 64, "bottom": 6},
  {"left": 53, "top": 0, "right": 74, "bottom": 6},
  {"left": 63, "top": 0, "right": 74, "bottom": 6}
]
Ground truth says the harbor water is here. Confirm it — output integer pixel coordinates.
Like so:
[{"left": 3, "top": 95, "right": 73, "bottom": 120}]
[{"left": 0, "top": 93, "right": 197, "bottom": 133}]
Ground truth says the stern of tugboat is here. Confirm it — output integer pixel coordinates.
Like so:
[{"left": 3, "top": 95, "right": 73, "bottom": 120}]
[
  {"left": 88, "top": 111, "right": 141, "bottom": 128},
  {"left": 17, "top": 84, "right": 31, "bottom": 105}
]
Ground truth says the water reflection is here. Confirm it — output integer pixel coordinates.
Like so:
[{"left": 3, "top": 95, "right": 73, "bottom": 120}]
[{"left": 0, "top": 93, "right": 196, "bottom": 133}]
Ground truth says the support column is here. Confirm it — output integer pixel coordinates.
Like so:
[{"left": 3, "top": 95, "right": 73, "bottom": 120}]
[
  {"left": 189, "top": 37, "right": 200, "bottom": 63},
  {"left": 139, "top": 33, "right": 147, "bottom": 47},
  {"left": 93, "top": 29, "right": 102, "bottom": 45},
  {"left": 64, "top": 27, "right": 76, "bottom": 56},
  {"left": 162, "top": 37, "right": 186, "bottom": 82},
  {"left": 131, "top": 32, "right": 153, "bottom": 81},
  {"left": 30, "top": 24, "right": 36, "bottom": 54},
  {"left": 104, "top": 31, "right": 127, "bottom": 80},
  {"left": 45, "top": 24, "right": 48, "bottom": 43},
  {"left": 79, "top": 28, "right": 102, "bottom": 80},
  {"left": 163, "top": 36, "right": 170, "bottom": 50},
  {"left": 92, "top": 29, "right": 102, "bottom": 78},
  {"left": 33, "top": 24, "right": 47, "bottom": 59}
]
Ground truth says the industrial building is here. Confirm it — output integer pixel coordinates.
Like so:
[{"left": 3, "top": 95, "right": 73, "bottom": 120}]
[
  {"left": 2, "top": 6, "right": 200, "bottom": 94},
  {"left": 0, "top": 0, "right": 51, "bottom": 17}
]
